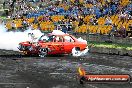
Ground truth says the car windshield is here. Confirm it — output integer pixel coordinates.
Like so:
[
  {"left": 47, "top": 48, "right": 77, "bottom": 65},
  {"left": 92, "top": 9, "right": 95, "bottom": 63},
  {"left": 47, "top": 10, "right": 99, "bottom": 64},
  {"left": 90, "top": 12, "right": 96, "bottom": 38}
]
[{"left": 38, "top": 34, "right": 55, "bottom": 42}]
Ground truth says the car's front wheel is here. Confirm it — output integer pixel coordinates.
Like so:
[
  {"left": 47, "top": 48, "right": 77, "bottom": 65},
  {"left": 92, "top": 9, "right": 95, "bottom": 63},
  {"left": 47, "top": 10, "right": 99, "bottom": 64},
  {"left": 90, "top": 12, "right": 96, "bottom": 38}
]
[
  {"left": 71, "top": 47, "right": 81, "bottom": 56},
  {"left": 39, "top": 48, "right": 48, "bottom": 57}
]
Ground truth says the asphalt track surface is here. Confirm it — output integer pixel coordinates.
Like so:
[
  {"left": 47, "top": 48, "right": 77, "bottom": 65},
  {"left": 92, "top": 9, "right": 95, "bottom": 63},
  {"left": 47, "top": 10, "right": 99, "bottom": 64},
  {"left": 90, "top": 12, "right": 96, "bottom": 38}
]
[{"left": 0, "top": 50, "right": 132, "bottom": 88}]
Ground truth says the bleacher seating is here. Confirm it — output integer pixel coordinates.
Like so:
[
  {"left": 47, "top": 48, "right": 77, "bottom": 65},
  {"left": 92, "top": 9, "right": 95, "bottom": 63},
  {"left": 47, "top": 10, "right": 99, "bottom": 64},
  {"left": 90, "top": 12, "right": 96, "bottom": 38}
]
[{"left": 5, "top": 0, "right": 131, "bottom": 36}]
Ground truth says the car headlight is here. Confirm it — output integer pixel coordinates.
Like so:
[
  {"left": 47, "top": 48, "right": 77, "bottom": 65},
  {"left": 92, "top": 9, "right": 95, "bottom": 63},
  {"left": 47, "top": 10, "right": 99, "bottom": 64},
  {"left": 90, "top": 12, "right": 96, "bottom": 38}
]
[
  {"left": 18, "top": 44, "right": 21, "bottom": 50},
  {"left": 18, "top": 44, "right": 24, "bottom": 50}
]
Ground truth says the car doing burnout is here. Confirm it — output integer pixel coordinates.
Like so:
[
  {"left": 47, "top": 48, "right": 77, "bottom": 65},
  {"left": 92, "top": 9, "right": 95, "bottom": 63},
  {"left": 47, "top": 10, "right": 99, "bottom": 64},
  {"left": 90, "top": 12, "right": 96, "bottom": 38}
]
[{"left": 18, "top": 32, "right": 88, "bottom": 57}]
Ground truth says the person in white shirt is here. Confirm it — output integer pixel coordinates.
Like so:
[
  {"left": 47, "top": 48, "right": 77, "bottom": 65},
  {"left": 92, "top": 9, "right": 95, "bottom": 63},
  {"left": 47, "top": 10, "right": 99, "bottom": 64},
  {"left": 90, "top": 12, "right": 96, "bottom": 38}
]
[{"left": 105, "top": 17, "right": 112, "bottom": 25}]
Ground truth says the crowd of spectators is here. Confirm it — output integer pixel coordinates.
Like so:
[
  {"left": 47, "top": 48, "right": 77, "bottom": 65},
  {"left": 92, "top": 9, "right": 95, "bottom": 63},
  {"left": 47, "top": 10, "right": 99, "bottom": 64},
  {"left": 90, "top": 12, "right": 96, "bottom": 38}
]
[{"left": 3, "top": 0, "right": 132, "bottom": 37}]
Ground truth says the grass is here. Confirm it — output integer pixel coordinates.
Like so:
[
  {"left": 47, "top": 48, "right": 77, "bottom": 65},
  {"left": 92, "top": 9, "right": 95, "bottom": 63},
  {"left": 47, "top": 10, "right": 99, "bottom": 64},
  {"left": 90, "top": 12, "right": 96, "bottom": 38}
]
[
  {"left": 0, "top": 16, "right": 7, "bottom": 19},
  {"left": 0, "top": 16, "right": 10, "bottom": 20},
  {"left": 88, "top": 41, "right": 132, "bottom": 50}
]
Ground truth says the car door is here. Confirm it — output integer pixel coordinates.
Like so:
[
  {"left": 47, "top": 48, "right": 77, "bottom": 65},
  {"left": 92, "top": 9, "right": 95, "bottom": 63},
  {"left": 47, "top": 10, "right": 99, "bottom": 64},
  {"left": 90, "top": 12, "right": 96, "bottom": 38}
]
[
  {"left": 52, "top": 36, "right": 65, "bottom": 54},
  {"left": 63, "top": 35, "right": 75, "bottom": 53}
]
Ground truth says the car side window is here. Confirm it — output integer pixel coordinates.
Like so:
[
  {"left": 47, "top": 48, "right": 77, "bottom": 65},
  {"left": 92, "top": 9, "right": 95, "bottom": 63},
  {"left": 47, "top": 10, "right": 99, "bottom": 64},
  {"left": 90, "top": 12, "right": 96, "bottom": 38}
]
[
  {"left": 49, "top": 35, "right": 55, "bottom": 42},
  {"left": 64, "top": 36, "right": 75, "bottom": 42},
  {"left": 54, "top": 36, "right": 63, "bottom": 42}
]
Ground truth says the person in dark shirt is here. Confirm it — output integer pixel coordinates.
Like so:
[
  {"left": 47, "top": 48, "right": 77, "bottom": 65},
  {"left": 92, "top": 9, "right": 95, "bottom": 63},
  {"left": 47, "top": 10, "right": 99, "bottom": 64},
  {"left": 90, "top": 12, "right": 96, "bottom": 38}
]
[
  {"left": 10, "top": 0, "right": 16, "bottom": 8},
  {"left": 110, "top": 24, "right": 118, "bottom": 37},
  {"left": 61, "top": 25, "right": 67, "bottom": 33},
  {"left": 118, "top": 26, "right": 126, "bottom": 38},
  {"left": 3, "top": 1, "right": 6, "bottom": 9}
]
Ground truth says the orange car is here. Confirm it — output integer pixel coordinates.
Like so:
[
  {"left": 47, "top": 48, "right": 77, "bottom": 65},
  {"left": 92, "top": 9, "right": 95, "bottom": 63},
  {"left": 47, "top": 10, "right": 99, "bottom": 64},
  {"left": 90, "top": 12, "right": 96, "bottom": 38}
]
[{"left": 18, "top": 32, "right": 87, "bottom": 57}]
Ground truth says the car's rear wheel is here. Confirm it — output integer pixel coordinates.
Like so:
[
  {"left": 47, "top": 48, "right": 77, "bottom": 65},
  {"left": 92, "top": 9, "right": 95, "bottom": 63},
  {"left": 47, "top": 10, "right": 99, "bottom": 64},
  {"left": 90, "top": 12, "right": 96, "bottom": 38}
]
[
  {"left": 39, "top": 48, "right": 48, "bottom": 57},
  {"left": 74, "top": 47, "right": 80, "bottom": 54},
  {"left": 71, "top": 47, "right": 80, "bottom": 56}
]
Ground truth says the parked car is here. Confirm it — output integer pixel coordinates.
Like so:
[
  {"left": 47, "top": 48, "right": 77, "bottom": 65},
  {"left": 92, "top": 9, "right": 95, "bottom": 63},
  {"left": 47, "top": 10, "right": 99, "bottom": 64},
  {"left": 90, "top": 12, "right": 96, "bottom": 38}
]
[{"left": 18, "top": 32, "right": 88, "bottom": 57}]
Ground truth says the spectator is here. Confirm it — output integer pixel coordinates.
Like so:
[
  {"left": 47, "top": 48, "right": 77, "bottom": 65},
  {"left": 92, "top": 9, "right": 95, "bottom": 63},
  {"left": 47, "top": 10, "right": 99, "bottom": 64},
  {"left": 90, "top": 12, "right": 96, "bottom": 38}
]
[
  {"left": 10, "top": 0, "right": 16, "bottom": 8},
  {"left": 61, "top": 25, "right": 67, "bottom": 33},
  {"left": 118, "top": 26, "right": 127, "bottom": 38},
  {"left": 3, "top": 1, "right": 6, "bottom": 9},
  {"left": 57, "top": 25, "right": 62, "bottom": 30},
  {"left": 78, "top": 17, "right": 84, "bottom": 26},
  {"left": 89, "top": 16, "right": 98, "bottom": 25},
  {"left": 128, "top": 24, "right": 132, "bottom": 31},
  {"left": 109, "top": 24, "right": 118, "bottom": 37},
  {"left": 119, "top": 12, "right": 127, "bottom": 22},
  {"left": 126, "top": 24, "right": 132, "bottom": 37},
  {"left": 105, "top": 17, "right": 112, "bottom": 25}
]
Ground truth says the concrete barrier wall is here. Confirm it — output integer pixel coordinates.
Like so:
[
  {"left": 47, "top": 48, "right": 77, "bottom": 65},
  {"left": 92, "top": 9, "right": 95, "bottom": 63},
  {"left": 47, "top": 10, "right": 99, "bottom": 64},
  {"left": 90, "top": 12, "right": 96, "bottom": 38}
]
[
  {"left": 89, "top": 46, "right": 132, "bottom": 56},
  {"left": 93, "top": 35, "right": 132, "bottom": 44},
  {"left": 75, "top": 34, "right": 132, "bottom": 44}
]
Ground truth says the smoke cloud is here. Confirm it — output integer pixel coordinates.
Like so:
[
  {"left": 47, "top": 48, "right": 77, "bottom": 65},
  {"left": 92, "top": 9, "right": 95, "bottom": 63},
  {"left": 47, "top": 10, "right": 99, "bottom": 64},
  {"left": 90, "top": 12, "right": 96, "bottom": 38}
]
[{"left": 0, "top": 24, "right": 43, "bottom": 51}]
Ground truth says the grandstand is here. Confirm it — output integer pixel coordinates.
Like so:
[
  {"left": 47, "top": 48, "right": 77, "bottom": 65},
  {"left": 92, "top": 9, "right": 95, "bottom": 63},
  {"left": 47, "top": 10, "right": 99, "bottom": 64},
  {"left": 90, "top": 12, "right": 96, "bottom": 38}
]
[{"left": 3, "top": 0, "right": 132, "bottom": 37}]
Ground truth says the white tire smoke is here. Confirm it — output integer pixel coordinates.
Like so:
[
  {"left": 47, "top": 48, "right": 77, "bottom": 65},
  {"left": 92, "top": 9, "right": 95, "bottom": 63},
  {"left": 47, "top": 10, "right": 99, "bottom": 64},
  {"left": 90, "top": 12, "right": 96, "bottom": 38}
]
[
  {"left": 0, "top": 24, "right": 43, "bottom": 51},
  {"left": 72, "top": 46, "right": 89, "bottom": 57}
]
